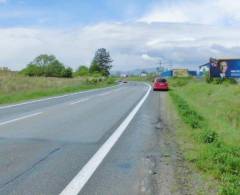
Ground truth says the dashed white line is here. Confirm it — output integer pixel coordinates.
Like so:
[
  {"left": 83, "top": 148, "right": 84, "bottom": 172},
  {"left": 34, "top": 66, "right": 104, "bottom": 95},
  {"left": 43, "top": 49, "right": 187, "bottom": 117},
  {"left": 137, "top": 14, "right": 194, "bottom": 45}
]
[
  {"left": 69, "top": 98, "right": 91, "bottom": 105},
  {"left": 60, "top": 83, "right": 151, "bottom": 195},
  {"left": 0, "top": 112, "right": 43, "bottom": 126},
  {"left": 97, "top": 92, "right": 112, "bottom": 97}
]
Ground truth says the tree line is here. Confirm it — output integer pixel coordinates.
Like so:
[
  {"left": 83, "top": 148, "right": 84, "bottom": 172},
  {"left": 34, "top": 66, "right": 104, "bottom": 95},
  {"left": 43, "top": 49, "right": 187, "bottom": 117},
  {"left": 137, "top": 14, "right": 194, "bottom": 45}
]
[{"left": 21, "top": 48, "right": 113, "bottom": 78}]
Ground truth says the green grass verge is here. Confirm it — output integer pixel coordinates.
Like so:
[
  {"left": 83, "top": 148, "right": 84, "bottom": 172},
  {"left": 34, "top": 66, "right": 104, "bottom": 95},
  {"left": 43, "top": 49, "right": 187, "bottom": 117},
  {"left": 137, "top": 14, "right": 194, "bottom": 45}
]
[
  {"left": 169, "top": 77, "right": 240, "bottom": 195},
  {"left": 0, "top": 75, "right": 116, "bottom": 105}
]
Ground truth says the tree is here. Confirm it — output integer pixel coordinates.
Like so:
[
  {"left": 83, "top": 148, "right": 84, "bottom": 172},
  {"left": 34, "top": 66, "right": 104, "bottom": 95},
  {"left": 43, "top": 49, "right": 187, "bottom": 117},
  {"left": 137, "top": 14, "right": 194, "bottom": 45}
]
[
  {"left": 89, "top": 48, "right": 113, "bottom": 76},
  {"left": 44, "top": 60, "right": 65, "bottom": 77},
  {"left": 61, "top": 67, "right": 73, "bottom": 78},
  {"left": 21, "top": 54, "right": 70, "bottom": 78},
  {"left": 89, "top": 61, "right": 101, "bottom": 73},
  {"left": 75, "top": 65, "right": 89, "bottom": 76},
  {"left": 21, "top": 64, "right": 44, "bottom": 76},
  {"left": 31, "top": 54, "right": 57, "bottom": 67}
]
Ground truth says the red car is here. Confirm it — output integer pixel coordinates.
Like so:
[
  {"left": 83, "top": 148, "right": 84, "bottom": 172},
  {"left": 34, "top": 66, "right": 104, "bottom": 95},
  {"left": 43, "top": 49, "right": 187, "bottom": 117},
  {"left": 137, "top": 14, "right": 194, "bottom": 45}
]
[{"left": 153, "top": 78, "right": 169, "bottom": 91}]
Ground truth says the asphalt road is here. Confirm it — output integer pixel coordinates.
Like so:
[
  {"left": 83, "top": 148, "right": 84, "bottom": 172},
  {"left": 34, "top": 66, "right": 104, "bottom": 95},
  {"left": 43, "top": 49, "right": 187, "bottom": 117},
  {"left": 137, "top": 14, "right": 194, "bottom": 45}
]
[{"left": 0, "top": 82, "right": 164, "bottom": 195}]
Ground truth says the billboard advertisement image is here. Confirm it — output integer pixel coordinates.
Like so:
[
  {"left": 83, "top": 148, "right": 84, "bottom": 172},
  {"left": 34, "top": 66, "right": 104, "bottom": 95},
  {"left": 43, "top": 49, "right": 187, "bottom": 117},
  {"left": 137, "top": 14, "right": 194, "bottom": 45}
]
[{"left": 210, "top": 58, "right": 240, "bottom": 78}]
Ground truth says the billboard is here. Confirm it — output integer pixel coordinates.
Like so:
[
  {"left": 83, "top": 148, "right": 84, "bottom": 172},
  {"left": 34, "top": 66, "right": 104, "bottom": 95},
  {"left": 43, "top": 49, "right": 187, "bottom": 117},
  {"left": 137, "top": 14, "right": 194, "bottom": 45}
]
[
  {"left": 161, "top": 70, "right": 172, "bottom": 78},
  {"left": 172, "top": 69, "right": 189, "bottom": 77},
  {"left": 209, "top": 58, "right": 240, "bottom": 78}
]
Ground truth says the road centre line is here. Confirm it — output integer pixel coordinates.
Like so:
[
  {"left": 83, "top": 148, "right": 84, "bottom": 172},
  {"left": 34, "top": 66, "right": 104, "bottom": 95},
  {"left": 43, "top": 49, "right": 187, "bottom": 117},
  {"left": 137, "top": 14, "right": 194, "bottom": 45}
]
[
  {"left": 97, "top": 92, "right": 112, "bottom": 96},
  {"left": 69, "top": 98, "right": 91, "bottom": 105},
  {"left": 60, "top": 84, "right": 151, "bottom": 195},
  {"left": 69, "top": 87, "right": 127, "bottom": 105},
  {"left": 0, "top": 112, "right": 43, "bottom": 126}
]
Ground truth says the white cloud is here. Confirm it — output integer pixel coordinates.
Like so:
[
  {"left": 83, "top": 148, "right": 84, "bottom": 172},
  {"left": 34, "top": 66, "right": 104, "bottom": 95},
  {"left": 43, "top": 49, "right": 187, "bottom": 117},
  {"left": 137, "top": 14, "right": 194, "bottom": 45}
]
[
  {"left": 141, "top": 54, "right": 161, "bottom": 63},
  {"left": 138, "top": 0, "right": 240, "bottom": 25},
  {"left": 0, "top": 22, "right": 240, "bottom": 71}
]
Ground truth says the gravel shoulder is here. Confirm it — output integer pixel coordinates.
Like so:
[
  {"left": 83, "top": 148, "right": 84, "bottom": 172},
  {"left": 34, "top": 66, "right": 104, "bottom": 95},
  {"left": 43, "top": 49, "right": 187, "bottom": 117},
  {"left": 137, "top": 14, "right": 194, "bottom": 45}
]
[{"left": 144, "top": 92, "right": 216, "bottom": 195}]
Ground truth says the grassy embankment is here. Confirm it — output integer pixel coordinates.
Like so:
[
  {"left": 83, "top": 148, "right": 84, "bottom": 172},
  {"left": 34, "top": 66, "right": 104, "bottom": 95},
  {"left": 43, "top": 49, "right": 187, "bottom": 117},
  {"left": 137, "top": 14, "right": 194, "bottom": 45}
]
[
  {"left": 168, "top": 77, "right": 240, "bottom": 195},
  {"left": 0, "top": 71, "right": 116, "bottom": 105}
]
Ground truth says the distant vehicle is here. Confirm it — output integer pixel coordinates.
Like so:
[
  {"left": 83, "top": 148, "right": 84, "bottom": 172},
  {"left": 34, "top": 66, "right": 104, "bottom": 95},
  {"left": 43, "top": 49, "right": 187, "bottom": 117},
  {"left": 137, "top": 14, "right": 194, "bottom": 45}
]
[
  {"left": 123, "top": 80, "right": 128, "bottom": 83},
  {"left": 153, "top": 78, "right": 169, "bottom": 91}
]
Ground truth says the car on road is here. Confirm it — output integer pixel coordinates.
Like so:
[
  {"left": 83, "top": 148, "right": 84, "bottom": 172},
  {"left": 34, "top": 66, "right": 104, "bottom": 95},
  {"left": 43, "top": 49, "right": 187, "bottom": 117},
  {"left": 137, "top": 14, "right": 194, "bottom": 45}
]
[{"left": 153, "top": 78, "right": 169, "bottom": 91}]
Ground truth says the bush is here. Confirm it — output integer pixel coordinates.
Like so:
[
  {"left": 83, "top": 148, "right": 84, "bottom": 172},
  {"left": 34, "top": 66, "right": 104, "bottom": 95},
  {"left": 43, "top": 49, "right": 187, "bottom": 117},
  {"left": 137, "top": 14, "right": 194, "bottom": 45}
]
[
  {"left": 170, "top": 77, "right": 193, "bottom": 87},
  {"left": 75, "top": 66, "right": 89, "bottom": 76},
  {"left": 206, "top": 77, "right": 238, "bottom": 85},
  {"left": 170, "top": 92, "right": 205, "bottom": 129},
  {"left": 44, "top": 61, "right": 65, "bottom": 77},
  {"left": 61, "top": 67, "right": 73, "bottom": 78},
  {"left": 201, "top": 129, "right": 218, "bottom": 144},
  {"left": 223, "top": 78, "right": 238, "bottom": 85},
  {"left": 106, "top": 77, "right": 115, "bottom": 84},
  {"left": 21, "top": 64, "right": 44, "bottom": 76}
]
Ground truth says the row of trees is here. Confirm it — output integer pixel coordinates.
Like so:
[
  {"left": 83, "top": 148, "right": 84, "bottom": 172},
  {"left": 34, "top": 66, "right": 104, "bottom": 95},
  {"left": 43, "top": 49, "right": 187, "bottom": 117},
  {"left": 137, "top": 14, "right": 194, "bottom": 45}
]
[{"left": 21, "top": 48, "right": 113, "bottom": 78}]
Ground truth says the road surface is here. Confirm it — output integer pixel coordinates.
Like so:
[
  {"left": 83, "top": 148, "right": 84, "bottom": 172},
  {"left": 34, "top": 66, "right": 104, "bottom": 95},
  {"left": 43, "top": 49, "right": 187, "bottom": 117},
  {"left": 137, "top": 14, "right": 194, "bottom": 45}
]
[{"left": 0, "top": 82, "right": 167, "bottom": 195}]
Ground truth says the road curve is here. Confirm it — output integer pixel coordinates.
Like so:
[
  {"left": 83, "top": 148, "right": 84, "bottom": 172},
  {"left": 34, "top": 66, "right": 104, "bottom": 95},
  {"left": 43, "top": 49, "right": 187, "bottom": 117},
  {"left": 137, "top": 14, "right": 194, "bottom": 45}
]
[{"left": 0, "top": 82, "right": 161, "bottom": 195}]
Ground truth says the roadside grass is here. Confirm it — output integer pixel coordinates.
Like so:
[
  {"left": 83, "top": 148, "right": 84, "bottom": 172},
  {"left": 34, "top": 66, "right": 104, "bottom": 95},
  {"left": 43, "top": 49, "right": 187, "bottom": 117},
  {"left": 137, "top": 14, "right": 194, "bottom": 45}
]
[
  {"left": 0, "top": 72, "right": 116, "bottom": 105},
  {"left": 169, "top": 77, "right": 240, "bottom": 194}
]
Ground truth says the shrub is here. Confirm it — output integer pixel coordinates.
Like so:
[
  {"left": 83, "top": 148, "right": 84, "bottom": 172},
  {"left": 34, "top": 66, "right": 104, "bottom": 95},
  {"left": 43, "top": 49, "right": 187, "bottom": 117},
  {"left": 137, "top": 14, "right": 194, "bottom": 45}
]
[
  {"left": 107, "top": 77, "right": 115, "bottom": 84},
  {"left": 61, "top": 67, "right": 73, "bottom": 78},
  {"left": 170, "top": 77, "right": 193, "bottom": 87},
  {"left": 212, "top": 78, "right": 224, "bottom": 84},
  {"left": 170, "top": 92, "right": 205, "bottom": 129},
  {"left": 21, "top": 64, "right": 44, "bottom": 76},
  {"left": 223, "top": 78, "right": 238, "bottom": 85},
  {"left": 206, "top": 77, "right": 238, "bottom": 85},
  {"left": 201, "top": 129, "right": 218, "bottom": 144},
  {"left": 75, "top": 66, "right": 89, "bottom": 76},
  {"left": 205, "top": 75, "right": 213, "bottom": 83}
]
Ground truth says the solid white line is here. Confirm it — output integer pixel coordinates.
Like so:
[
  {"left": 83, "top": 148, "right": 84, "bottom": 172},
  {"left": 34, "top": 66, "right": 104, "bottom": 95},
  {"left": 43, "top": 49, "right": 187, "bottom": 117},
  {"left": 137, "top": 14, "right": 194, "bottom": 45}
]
[
  {"left": 60, "top": 84, "right": 151, "bottom": 195},
  {"left": 0, "top": 112, "right": 43, "bottom": 126},
  {"left": 0, "top": 84, "right": 123, "bottom": 110},
  {"left": 69, "top": 98, "right": 91, "bottom": 105}
]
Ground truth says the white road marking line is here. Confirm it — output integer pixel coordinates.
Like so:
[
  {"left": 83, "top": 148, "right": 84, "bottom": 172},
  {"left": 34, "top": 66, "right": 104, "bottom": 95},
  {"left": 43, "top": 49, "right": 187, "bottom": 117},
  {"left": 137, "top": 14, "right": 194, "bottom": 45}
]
[
  {"left": 97, "top": 92, "right": 112, "bottom": 96},
  {"left": 69, "top": 98, "right": 91, "bottom": 105},
  {"left": 0, "top": 84, "right": 123, "bottom": 110},
  {"left": 0, "top": 112, "right": 43, "bottom": 126},
  {"left": 60, "top": 84, "right": 151, "bottom": 195}
]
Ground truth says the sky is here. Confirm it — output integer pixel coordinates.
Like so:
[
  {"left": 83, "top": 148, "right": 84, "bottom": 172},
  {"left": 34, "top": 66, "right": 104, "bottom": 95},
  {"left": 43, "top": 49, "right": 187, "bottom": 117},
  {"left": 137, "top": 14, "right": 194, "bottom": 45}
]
[{"left": 1, "top": 0, "right": 240, "bottom": 71}]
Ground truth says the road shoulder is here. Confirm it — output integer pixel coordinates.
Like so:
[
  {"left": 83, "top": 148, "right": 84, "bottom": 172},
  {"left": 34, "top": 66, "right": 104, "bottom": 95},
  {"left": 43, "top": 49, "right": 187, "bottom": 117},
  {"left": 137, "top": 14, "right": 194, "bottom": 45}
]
[{"left": 153, "top": 92, "right": 217, "bottom": 194}]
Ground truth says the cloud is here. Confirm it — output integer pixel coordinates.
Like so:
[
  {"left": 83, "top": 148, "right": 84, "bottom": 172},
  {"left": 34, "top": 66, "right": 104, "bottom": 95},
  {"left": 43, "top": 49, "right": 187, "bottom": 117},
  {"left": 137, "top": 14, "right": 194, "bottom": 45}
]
[
  {"left": 138, "top": 0, "right": 240, "bottom": 25},
  {"left": 0, "top": 22, "right": 240, "bottom": 71}
]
